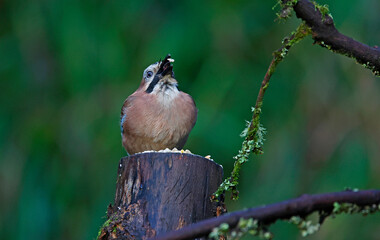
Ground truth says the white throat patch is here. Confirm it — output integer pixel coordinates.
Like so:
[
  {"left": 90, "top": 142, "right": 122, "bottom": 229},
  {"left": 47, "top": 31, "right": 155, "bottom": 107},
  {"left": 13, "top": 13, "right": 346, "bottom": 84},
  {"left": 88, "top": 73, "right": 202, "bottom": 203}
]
[{"left": 153, "top": 82, "right": 179, "bottom": 107}]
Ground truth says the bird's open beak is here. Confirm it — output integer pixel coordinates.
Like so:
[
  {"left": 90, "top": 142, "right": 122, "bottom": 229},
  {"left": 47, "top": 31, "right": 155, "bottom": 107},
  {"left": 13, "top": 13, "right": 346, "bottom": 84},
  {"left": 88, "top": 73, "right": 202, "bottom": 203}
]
[
  {"left": 157, "top": 54, "right": 174, "bottom": 78},
  {"left": 145, "top": 54, "right": 176, "bottom": 93}
]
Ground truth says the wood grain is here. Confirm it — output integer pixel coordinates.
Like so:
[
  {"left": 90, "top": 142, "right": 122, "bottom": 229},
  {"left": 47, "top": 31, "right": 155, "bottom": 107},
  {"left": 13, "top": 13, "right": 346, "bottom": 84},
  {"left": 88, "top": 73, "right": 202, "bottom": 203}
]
[{"left": 98, "top": 152, "right": 223, "bottom": 240}]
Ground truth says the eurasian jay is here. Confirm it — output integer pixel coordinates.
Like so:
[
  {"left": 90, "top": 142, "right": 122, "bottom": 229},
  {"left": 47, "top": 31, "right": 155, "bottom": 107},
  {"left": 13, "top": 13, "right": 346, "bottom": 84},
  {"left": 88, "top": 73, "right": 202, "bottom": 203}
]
[{"left": 120, "top": 54, "right": 197, "bottom": 155}]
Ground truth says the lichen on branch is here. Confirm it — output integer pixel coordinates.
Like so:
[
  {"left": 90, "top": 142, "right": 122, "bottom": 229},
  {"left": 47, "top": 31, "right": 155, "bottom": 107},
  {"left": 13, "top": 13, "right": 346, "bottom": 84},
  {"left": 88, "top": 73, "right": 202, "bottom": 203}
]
[
  {"left": 152, "top": 190, "right": 380, "bottom": 240},
  {"left": 288, "top": 0, "right": 380, "bottom": 76},
  {"left": 213, "top": 22, "right": 312, "bottom": 201},
  {"left": 209, "top": 218, "right": 272, "bottom": 240}
]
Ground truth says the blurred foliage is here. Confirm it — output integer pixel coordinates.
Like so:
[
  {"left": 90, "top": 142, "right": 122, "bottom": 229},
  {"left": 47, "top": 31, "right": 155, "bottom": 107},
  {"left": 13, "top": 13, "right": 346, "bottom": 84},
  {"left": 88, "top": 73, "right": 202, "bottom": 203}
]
[{"left": 0, "top": 0, "right": 379, "bottom": 239}]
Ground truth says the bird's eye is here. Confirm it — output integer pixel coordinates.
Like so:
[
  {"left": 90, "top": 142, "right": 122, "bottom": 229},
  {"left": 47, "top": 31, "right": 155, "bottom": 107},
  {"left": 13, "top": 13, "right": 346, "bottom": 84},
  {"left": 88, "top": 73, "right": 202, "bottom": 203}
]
[{"left": 146, "top": 71, "right": 153, "bottom": 78}]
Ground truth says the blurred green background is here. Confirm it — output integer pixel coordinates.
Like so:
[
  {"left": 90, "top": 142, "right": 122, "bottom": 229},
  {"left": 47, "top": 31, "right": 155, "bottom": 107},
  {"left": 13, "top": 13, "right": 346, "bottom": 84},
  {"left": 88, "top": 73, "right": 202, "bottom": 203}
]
[{"left": 1, "top": 0, "right": 380, "bottom": 239}]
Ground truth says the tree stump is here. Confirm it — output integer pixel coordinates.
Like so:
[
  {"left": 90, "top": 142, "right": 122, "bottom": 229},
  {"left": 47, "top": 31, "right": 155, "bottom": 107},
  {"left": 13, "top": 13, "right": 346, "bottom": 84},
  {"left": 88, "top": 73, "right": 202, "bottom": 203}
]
[{"left": 98, "top": 152, "right": 223, "bottom": 240}]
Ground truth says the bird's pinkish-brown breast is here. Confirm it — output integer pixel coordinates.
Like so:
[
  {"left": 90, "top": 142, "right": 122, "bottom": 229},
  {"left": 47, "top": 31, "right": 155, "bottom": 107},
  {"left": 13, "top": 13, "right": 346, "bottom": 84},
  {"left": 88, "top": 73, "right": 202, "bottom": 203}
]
[{"left": 121, "top": 90, "right": 197, "bottom": 155}]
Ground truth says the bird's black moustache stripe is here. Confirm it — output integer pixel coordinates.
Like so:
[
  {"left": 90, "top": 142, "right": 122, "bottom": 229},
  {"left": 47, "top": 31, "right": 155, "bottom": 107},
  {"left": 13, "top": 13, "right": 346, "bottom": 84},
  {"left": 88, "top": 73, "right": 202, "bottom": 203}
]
[
  {"left": 145, "top": 54, "right": 174, "bottom": 94},
  {"left": 145, "top": 75, "right": 160, "bottom": 93}
]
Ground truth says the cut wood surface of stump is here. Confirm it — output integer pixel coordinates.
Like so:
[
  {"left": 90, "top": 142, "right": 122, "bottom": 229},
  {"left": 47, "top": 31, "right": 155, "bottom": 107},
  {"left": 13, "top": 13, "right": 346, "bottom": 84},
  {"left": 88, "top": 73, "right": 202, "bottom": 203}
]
[{"left": 98, "top": 152, "right": 223, "bottom": 240}]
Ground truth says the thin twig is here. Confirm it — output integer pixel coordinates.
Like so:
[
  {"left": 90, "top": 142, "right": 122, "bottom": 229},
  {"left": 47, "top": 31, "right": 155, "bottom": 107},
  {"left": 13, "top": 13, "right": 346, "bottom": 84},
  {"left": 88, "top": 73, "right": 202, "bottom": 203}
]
[{"left": 213, "top": 23, "right": 312, "bottom": 200}]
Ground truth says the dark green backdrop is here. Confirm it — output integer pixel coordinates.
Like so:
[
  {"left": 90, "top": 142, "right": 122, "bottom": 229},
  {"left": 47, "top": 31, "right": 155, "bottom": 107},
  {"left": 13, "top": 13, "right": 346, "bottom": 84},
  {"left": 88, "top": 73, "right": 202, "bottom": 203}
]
[{"left": 1, "top": 0, "right": 380, "bottom": 239}]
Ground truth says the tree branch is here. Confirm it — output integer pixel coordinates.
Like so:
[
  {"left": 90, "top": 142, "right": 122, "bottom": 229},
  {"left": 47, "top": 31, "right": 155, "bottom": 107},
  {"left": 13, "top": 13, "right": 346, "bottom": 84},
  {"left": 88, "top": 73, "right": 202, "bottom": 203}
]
[
  {"left": 288, "top": 0, "right": 380, "bottom": 75},
  {"left": 212, "top": 23, "right": 311, "bottom": 200},
  {"left": 151, "top": 189, "right": 380, "bottom": 240}
]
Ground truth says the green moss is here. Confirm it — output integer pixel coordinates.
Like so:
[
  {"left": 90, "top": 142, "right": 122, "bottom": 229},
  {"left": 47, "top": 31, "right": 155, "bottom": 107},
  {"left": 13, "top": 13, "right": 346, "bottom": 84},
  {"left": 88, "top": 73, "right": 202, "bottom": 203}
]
[
  {"left": 213, "top": 22, "right": 311, "bottom": 201},
  {"left": 209, "top": 218, "right": 272, "bottom": 240},
  {"left": 332, "top": 202, "right": 380, "bottom": 215},
  {"left": 288, "top": 216, "right": 320, "bottom": 237},
  {"left": 96, "top": 214, "right": 120, "bottom": 239},
  {"left": 273, "top": 0, "right": 299, "bottom": 20},
  {"left": 97, "top": 219, "right": 112, "bottom": 239},
  {"left": 273, "top": 1, "right": 380, "bottom": 76},
  {"left": 209, "top": 223, "right": 229, "bottom": 239},
  {"left": 209, "top": 202, "right": 380, "bottom": 240},
  {"left": 318, "top": 40, "right": 380, "bottom": 76},
  {"left": 272, "top": 1, "right": 380, "bottom": 77},
  {"left": 312, "top": 1, "right": 333, "bottom": 21}
]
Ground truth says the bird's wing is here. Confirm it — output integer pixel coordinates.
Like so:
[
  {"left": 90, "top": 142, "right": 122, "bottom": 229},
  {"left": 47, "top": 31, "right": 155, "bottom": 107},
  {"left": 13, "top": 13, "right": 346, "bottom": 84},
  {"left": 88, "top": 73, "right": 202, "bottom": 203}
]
[{"left": 120, "top": 95, "right": 136, "bottom": 134}]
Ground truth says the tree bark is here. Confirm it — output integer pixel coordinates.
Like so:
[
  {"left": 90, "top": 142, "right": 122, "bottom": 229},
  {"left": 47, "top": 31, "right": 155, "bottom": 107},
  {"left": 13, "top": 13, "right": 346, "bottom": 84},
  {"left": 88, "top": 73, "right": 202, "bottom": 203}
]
[{"left": 98, "top": 152, "right": 223, "bottom": 240}]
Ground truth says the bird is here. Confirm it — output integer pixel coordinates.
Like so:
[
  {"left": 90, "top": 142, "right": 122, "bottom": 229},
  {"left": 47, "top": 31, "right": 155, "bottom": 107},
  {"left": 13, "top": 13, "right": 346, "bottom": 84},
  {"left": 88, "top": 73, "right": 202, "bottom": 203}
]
[{"left": 120, "top": 54, "right": 197, "bottom": 155}]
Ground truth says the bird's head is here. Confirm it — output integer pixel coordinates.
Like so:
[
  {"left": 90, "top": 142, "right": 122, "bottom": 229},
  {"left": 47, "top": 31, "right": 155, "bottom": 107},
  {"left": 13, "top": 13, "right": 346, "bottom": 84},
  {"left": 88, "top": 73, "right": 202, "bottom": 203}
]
[{"left": 139, "top": 54, "right": 178, "bottom": 94}]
